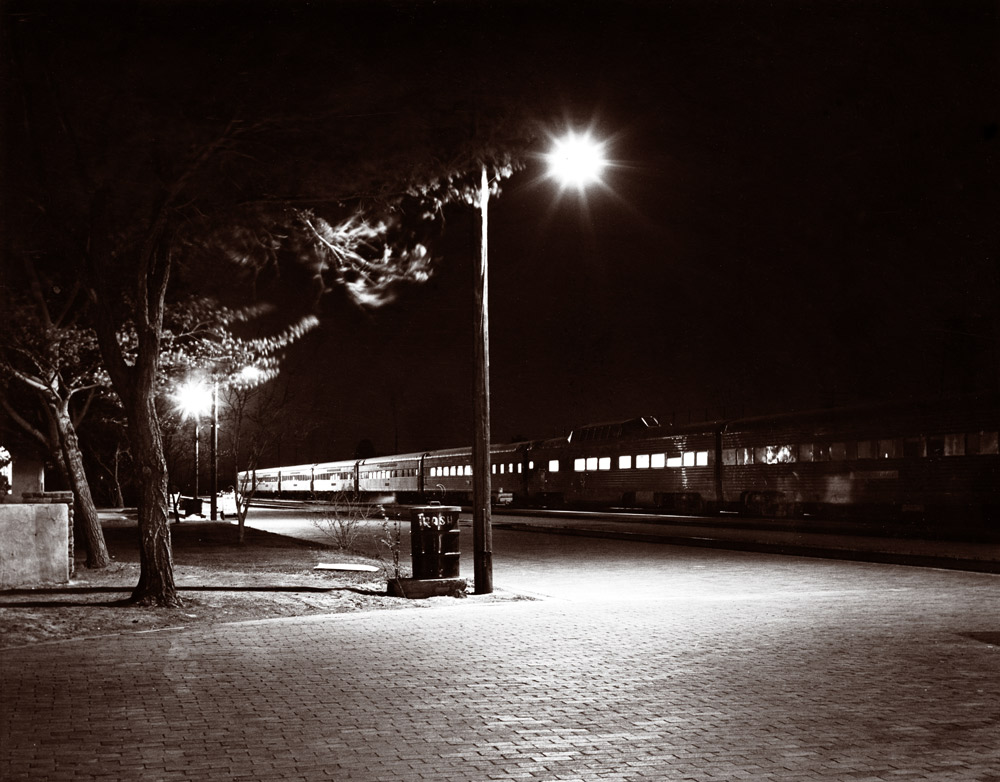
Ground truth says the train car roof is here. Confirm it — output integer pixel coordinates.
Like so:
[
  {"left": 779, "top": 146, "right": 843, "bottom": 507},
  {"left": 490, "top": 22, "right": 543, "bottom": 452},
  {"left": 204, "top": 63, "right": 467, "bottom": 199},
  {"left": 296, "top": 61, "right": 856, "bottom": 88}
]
[
  {"left": 357, "top": 450, "right": 428, "bottom": 465},
  {"left": 720, "top": 393, "right": 1000, "bottom": 434}
]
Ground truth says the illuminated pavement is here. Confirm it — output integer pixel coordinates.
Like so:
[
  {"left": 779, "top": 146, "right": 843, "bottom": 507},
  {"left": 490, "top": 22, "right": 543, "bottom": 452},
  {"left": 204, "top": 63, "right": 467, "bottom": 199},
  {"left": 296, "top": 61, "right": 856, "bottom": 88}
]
[{"left": 3, "top": 530, "right": 999, "bottom": 781}]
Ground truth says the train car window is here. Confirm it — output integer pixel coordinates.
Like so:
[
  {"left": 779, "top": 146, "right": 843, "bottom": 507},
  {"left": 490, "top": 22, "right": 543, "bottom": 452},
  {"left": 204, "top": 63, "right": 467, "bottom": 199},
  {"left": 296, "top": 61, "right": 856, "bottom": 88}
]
[
  {"left": 682, "top": 451, "right": 695, "bottom": 467},
  {"left": 636, "top": 454, "right": 650, "bottom": 469},
  {"left": 765, "top": 445, "right": 796, "bottom": 464},
  {"left": 800, "top": 443, "right": 814, "bottom": 462},
  {"left": 548, "top": 459, "right": 560, "bottom": 472},
  {"left": 736, "top": 448, "right": 752, "bottom": 465},
  {"left": 586, "top": 457, "right": 599, "bottom": 470},
  {"left": 599, "top": 457, "right": 611, "bottom": 470},
  {"left": 830, "top": 442, "right": 848, "bottom": 461},
  {"left": 492, "top": 464, "right": 497, "bottom": 474},
  {"left": 619, "top": 455, "right": 632, "bottom": 469},
  {"left": 509, "top": 463, "right": 515, "bottom": 473},
  {"left": 927, "top": 436, "right": 944, "bottom": 457},
  {"left": 667, "top": 455, "right": 682, "bottom": 468},
  {"left": 944, "top": 434, "right": 965, "bottom": 456},
  {"left": 857, "top": 440, "right": 875, "bottom": 459},
  {"left": 465, "top": 465, "right": 472, "bottom": 476},
  {"left": 574, "top": 458, "right": 586, "bottom": 472},
  {"left": 753, "top": 446, "right": 767, "bottom": 464},
  {"left": 722, "top": 449, "right": 737, "bottom": 465},
  {"left": 697, "top": 451, "right": 709, "bottom": 466},
  {"left": 878, "top": 439, "right": 901, "bottom": 459},
  {"left": 651, "top": 453, "right": 665, "bottom": 468},
  {"left": 517, "top": 464, "right": 523, "bottom": 473},
  {"left": 968, "top": 431, "right": 999, "bottom": 455}
]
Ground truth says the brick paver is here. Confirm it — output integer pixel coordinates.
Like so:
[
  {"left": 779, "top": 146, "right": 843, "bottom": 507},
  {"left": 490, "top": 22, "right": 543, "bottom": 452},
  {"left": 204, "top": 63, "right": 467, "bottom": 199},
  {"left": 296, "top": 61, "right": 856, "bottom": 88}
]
[{"left": 2, "top": 548, "right": 999, "bottom": 781}]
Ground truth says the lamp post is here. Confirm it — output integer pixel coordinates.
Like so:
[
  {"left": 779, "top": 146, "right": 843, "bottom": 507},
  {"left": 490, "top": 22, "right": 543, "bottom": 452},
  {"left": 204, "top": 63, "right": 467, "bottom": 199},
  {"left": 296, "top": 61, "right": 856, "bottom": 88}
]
[
  {"left": 472, "top": 130, "right": 607, "bottom": 594},
  {"left": 175, "top": 378, "right": 213, "bottom": 516},
  {"left": 209, "top": 380, "right": 218, "bottom": 521}
]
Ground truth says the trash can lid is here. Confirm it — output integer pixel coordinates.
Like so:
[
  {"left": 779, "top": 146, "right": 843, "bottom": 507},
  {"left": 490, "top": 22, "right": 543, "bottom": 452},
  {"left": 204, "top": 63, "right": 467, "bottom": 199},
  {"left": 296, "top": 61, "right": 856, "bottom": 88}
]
[{"left": 411, "top": 505, "right": 462, "bottom": 513}]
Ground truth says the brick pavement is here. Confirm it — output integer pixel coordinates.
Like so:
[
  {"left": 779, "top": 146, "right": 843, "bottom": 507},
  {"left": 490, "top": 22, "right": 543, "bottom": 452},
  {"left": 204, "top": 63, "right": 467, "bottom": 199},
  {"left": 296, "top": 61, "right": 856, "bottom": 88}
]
[{"left": 2, "top": 552, "right": 999, "bottom": 781}]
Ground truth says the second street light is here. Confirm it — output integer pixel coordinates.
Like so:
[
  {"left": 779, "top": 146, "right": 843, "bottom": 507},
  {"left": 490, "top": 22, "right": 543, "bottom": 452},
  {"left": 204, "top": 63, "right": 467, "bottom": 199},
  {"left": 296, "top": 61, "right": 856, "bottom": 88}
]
[
  {"left": 175, "top": 378, "right": 212, "bottom": 517},
  {"left": 471, "top": 129, "right": 608, "bottom": 595}
]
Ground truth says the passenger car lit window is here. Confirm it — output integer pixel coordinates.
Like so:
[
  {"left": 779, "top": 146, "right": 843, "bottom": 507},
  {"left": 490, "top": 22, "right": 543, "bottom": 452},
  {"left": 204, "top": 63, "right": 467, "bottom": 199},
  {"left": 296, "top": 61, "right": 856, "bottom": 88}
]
[
  {"left": 636, "top": 454, "right": 650, "bottom": 469},
  {"left": 651, "top": 453, "right": 665, "bottom": 468},
  {"left": 879, "top": 440, "right": 900, "bottom": 459},
  {"left": 944, "top": 434, "right": 965, "bottom": 456},
  {"left": 765, "top": 445, "right": 796, "bottom": 464},
  {"left": 619, "top": 455, "right": 632, "bottom": 469},
  {"left": 696, "top": 451, "right": 709, "bottom": 466},
  {"left": 548, "top": 460, "right": 560, "bottom": 472},
  {"left": 598, "top": 457, "right": 611, "bottom": 470},
  {"left": 667, "top": 456, "right": 682, "bottom": 468},
  {"left": 683, "top": 451, "right": 695, "bottom": 467},
  {"left": 586, "top": 457, "right": 598, "bottom": 471},
  {"left": 574, "top": 458, "right": 586, "bottom": 472},
  {"left": 969, "top": 431, "right": 999, "bottom": 455}
]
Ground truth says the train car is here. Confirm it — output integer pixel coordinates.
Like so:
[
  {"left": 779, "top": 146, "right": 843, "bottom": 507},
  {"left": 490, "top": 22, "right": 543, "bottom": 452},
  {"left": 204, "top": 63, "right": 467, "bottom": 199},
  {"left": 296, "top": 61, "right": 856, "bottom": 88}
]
[
  {"left": 423, "top": 446, "right": 474, "bottom": 502},
  {"left": 246, "top": 465, "right": 280, "bottom": 496},
  {"left": 275, "top": 462, "right": 315, "bottom": 496},
  {"left": 356, "top": 451, "right": 425, "bottom": 500},
  {"left": 311, "top": 459, "right": 359, "bottom": 497},
  {"left": 489, "top": 441, "right": 531, "bottom": 505},
  {"left": 718, "top": 395, "right": 1000, "bottom": 527},
  {"left": 523, "top": 416, "right": 716, "bottom": 510}
]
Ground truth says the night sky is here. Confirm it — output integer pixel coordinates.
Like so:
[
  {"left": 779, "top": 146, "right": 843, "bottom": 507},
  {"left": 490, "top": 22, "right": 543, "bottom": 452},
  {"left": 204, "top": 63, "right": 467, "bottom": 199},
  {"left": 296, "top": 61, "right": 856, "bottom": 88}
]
[
  {"left": 274, "top": 0, "right": 999, "bottom": 462},
  {"left": 6, "top": 0, "right": 999, "bottom": 464}
]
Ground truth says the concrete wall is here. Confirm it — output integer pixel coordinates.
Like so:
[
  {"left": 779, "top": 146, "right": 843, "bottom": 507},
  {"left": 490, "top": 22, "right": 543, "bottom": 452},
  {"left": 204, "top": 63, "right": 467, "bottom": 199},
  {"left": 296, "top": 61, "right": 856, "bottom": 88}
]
[{"left": 0, "top": 503, "right": 70, "bottom": 588}]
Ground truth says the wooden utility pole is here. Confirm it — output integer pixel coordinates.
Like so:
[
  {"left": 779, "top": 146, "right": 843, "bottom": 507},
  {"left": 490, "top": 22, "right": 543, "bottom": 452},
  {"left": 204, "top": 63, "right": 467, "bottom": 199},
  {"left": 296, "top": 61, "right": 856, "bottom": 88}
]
[{"left": 472, "top": 164, "right": 494, "bottom": 594}]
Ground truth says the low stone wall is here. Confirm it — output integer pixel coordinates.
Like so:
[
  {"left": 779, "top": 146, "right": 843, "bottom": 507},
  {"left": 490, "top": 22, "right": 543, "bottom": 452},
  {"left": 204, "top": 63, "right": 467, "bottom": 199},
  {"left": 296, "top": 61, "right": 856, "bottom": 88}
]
[
  {"left": 0, "top": 500, "right": 71, "bottom": 588},
  {"left": 22, "top": 491, "right": 74, "bottom": 578}
]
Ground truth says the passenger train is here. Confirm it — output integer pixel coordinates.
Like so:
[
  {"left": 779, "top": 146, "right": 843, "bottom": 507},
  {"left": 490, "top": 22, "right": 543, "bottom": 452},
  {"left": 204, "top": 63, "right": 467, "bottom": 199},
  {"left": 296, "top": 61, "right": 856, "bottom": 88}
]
[{"left": 240, "top": 394, "right": 1000, "bottom": 533}]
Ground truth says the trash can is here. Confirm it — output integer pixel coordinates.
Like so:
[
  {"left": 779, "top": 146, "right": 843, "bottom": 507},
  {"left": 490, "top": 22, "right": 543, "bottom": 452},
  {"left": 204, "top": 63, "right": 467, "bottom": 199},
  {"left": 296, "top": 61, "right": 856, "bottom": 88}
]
[{"left": 409, "top": 505, "right": 461, "bottom": 579}]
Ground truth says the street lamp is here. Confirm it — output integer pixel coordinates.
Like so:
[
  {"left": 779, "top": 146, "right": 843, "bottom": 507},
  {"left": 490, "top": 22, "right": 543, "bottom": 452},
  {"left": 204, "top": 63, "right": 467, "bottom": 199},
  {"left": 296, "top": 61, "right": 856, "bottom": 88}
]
[
  {"left": 175, "top": 378, "right": 212, "bottom": 514},
  {"left": 544, "top": 130, "right": 608, "bottom": 191},
  {"left": 472, "top": 129, "right": 608, "bottom": 594},
  {"left": 175, "top": 365, "right": 267, "bottom": 521}
]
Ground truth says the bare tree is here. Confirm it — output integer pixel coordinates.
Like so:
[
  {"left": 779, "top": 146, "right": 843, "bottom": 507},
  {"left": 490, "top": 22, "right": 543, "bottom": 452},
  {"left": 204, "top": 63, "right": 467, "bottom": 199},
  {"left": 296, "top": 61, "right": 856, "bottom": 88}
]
[{"left": 0, "top": 263, "right": 111, "bottom": 568}]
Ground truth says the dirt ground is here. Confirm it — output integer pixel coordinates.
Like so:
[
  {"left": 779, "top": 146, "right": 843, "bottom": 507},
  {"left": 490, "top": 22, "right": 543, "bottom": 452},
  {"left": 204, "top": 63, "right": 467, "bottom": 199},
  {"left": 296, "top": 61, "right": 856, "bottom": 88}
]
[{"left": 0, "top": 515, "right": 524, "bottom": 649}]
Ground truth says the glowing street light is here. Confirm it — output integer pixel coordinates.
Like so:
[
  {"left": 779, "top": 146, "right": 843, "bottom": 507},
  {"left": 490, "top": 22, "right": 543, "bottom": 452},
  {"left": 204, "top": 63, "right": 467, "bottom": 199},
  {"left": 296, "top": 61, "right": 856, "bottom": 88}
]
[
  {"left": 174, "top": 379, "right": 212, "bottom": 510},
  {"left": 472, "top": 128, "right": 608, "bottom": 594},
  {"left": 544, "top": 130, "right": 608, "bottom": 191}
]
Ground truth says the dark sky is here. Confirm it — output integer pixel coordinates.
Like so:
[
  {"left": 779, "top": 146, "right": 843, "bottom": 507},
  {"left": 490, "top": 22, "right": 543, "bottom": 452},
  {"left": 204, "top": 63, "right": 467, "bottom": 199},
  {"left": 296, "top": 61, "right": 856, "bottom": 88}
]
[
  {"left": 5, "top": 0, "right": 999, "bottom": 463},
  {"left": 266, "top": 0, "right": 999, "bottom": 462}
]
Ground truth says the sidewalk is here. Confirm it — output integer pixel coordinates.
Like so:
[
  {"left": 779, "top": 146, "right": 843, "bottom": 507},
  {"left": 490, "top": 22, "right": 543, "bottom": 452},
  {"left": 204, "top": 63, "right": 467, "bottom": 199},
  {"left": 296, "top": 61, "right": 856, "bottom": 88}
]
[
  {"left": 3, "top": 508, "right": 998, "bottom": 781},
  {"left": 3, "top": 549, "right": 998, "bottom": 781}
]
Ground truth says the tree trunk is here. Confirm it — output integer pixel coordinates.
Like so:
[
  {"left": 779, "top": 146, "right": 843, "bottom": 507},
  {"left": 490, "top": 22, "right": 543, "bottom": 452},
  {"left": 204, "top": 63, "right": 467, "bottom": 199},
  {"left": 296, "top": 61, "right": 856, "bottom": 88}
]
[
  {"left": 53, "top": 403, "right": 110, "bottom": 568},
  {"left": 126, "top": 391, "right": 180, "bottom": 607}
]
